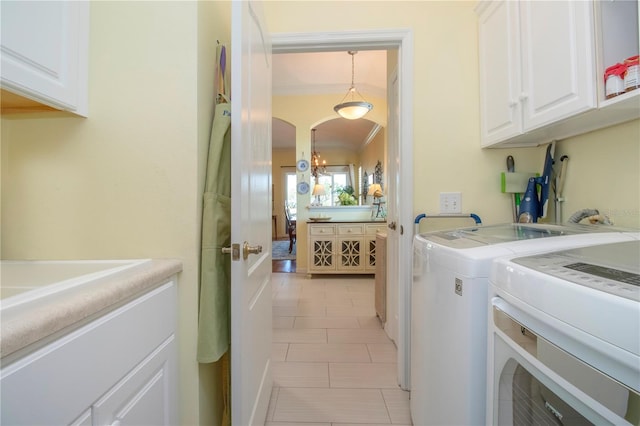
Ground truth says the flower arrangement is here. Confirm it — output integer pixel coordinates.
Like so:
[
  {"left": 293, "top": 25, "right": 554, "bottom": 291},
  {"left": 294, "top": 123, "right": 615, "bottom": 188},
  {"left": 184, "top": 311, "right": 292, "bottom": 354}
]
[{"left": 335, "top": 185, "right": 357, "bottom": 205}]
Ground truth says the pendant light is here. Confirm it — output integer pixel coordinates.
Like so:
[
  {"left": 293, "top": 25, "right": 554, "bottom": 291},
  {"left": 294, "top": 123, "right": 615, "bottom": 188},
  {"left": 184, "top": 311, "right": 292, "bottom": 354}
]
[
  {"left": 333, "top": 51, "right": 373, "bottom": 120},
  {"left": 310, "top": 128, "right": 326, "bottom": 179}
]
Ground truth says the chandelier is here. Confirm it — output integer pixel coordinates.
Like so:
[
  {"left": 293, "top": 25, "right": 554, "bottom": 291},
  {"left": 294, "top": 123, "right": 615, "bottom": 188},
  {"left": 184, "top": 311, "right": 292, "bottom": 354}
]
[
  {"left": 310, "top": 128, "right": 326, "bottom": 180},
  {"left": 333, "top": 51, "right": 373, "bottom": 120}
]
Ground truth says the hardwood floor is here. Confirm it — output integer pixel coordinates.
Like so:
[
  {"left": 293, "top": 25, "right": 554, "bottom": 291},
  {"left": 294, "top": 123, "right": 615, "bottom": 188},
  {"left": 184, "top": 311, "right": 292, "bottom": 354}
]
[{"left": 273, "top": 259, "right": 296, "bottom": 273}]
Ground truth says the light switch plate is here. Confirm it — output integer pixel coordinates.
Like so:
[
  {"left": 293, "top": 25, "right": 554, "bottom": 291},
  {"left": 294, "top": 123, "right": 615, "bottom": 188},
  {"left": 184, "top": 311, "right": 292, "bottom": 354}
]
[{"left": 440, "top": 192, "right": 462, "bottom": 214}]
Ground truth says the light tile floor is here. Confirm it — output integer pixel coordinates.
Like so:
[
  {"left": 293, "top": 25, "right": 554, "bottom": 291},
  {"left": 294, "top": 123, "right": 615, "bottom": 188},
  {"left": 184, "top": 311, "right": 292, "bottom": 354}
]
[{"left": 268, "top": 273, "right": 412, "bottom": 426}]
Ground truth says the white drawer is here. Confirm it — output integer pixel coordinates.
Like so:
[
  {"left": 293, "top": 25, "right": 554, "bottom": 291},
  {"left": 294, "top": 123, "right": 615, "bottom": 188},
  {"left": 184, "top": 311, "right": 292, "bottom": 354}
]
[
  {"left": 338, "top": 224, "right": 364, "bottom": 235},
  {"left": 365, "top": 224, "right": 386, "bottom": 235},
  {"left": 310, "top": 224, "right": 336, "bottom": 236}
]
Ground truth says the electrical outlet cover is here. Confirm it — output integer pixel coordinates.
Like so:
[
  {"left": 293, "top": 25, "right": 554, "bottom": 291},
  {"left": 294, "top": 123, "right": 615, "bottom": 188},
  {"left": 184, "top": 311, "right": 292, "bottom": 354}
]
[{"left": 440, "top": 192, "right": 462, "bottom": 214}]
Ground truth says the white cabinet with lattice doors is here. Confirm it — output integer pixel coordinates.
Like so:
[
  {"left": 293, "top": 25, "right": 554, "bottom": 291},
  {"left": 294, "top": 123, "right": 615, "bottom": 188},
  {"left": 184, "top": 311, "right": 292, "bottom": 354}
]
[{"left": 307, "top": 222, "right": 386, "bottom": 275}]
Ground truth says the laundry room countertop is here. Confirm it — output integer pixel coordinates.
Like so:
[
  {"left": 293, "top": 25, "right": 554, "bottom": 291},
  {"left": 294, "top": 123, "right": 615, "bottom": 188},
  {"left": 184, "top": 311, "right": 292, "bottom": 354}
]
[{"left": 0, "top": 259, "right": 182, "bottom": 359}]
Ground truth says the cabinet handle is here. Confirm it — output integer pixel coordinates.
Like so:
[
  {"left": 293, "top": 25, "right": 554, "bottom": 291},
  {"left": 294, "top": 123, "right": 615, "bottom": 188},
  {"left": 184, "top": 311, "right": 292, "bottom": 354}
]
[
  {"left": 519, "top": 93, "right": 528, "bottom": 102},
  {"left": 509, "top": 100, "right": 518, "bottom": 108},
  {"left": 112, "top": 420, "right": 122, "bottom": 426}
]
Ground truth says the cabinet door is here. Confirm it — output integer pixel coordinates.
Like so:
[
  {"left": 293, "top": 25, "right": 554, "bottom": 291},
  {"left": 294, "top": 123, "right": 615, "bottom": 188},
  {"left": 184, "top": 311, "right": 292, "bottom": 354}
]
[
  {"left": 364, "top": 235, "right": 378, "bottom": 271},
  {"left": 0, "top": 1, "right": 89, "bottom": 115},
  {"left": 309, "top": 237, "right": 336, "bottom": 271},
  {"left": 338, "top": 237, "right": 364, "bottom": 272},
  {"left": 520, "top": 1, "right": 596, "bottom": 130},
  {"left": 477, "top": 0, "right": 522, "bottom": 146},
  {"left": 93, "top": 337, "right": 176, "bottom": 425}
]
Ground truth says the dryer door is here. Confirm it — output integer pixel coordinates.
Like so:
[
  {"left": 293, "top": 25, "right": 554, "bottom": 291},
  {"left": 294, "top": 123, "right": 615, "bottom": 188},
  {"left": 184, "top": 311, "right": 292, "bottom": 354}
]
[{"left": 489, "top": 301, "right": 639, "bottom": 425}]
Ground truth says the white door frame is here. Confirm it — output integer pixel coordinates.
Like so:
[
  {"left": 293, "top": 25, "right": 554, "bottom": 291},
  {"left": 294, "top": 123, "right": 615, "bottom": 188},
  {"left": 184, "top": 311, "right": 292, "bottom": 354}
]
[{"left": 272, "top": 29, "right": 414, "bottom": 390}]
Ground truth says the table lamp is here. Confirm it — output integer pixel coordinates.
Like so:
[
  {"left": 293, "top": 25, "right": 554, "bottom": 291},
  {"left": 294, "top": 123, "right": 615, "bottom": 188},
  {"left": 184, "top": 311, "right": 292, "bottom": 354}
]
[
  {"left": 367, "top": 184, "right": 385, "bottom": 220},
  {"left": 312, "top": 183, "right": 326, "bottom": 205}
]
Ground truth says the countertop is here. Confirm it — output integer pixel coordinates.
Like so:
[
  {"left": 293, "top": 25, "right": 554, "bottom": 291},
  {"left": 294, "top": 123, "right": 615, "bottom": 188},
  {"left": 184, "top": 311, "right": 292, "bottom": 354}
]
[{"left": 0, "top": 259, "right": 182, "bottom": 360}]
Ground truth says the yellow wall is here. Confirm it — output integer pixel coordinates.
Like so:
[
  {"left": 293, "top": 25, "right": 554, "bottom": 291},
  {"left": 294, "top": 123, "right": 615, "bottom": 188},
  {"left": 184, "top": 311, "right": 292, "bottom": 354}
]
[
  {"left": 265, "top": 1, "right": 543, "bottom": 231},
  {"left": 554, "top": 120, "right": 640, "bottom": 228},
  {"left": 266, "top": 1, "right": 639, "bottom": 231},
  {"left": 1, "top": 2, "right": 231, "bottom": 425}
]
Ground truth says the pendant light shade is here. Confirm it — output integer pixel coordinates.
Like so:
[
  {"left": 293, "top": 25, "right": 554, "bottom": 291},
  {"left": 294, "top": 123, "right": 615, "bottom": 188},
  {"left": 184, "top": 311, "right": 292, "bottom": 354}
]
[
  {"left": 334, "top": 101, "right": 373, "bottom": 120},
  {"left": 334, "top": 51, "right": 373, "bottom": 120}
]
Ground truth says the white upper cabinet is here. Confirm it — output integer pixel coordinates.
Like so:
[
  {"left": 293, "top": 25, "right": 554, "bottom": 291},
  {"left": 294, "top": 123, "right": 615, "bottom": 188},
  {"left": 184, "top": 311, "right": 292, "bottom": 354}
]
[
  {"left": 477, "top": 0, "right": 640, "bottom": 148},
  {"left": 1, "top": 1, "right": 89, "bottom": 116},
  {"left": 519, "top": 1, "right": 595, "bottom": 130},
  {"left": 477, "top": 1, "right": 522, "bottom": 144}
]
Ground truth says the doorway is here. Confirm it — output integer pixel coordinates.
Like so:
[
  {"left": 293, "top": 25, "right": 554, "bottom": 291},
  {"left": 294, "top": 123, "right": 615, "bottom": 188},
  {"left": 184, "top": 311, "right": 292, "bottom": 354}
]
[
  {"left": 273, "top": 167, "right": 297, "bottom": 272},
  {"left": 272, "top": 29, "right": 414, "bottom": 390}
]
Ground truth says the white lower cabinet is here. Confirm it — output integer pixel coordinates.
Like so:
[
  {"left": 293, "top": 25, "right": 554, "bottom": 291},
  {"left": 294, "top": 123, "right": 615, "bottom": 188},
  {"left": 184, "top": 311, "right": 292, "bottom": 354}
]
[
  {"left": 0, "top": 280, "right": 178, "bottom": 425},
  {"left": 308, "top": 222, "right": 386, "bottom": 275}
]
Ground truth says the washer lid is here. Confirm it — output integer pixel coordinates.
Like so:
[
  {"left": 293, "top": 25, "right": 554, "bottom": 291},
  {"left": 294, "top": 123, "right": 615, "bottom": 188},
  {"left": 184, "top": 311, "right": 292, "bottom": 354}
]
[{"left": 419, "top": 223, "right": 619, "bottom": 247}]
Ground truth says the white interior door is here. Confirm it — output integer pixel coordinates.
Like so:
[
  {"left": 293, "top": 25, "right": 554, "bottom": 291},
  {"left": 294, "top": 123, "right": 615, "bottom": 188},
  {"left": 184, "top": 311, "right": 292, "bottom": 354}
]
[{"left": 230, "top": 2, "right": 273, "bottom": 425}]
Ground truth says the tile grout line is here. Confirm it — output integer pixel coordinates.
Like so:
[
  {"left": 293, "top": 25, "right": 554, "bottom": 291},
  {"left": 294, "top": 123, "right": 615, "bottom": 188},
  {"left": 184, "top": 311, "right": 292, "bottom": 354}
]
[
  {"left": 269, "top": 386, "right": 280, "bottom": 422},
  {"left": 380, "top": 387, "right": 394, "bottom": 425}
]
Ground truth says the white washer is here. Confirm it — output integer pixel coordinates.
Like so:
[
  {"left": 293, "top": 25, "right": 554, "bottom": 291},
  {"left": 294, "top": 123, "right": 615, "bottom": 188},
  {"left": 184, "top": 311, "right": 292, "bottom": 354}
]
[
  {"left": 487, "top": 240, "right": 640, "bottom": 425},
  {"left": 410, "top": 223, "right": 638, "bottom": 426}
]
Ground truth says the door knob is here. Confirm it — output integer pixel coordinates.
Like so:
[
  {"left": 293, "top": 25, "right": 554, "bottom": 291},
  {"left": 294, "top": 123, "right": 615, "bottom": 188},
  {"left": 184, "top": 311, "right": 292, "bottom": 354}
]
[
  {"left": 243, "top": 242, "right": 263, "bottom": 260},
  {"left": 388, "top": 221, "right": 397, "bottom": 230}
]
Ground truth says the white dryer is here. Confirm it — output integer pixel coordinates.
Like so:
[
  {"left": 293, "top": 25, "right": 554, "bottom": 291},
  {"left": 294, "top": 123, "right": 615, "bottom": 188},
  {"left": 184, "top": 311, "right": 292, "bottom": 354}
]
[
  {"left": 410, "top": 223, "right": 638, "bottom": 426},
  {"left": 487, "top": 240, "right": 640, "bottom": 425}
]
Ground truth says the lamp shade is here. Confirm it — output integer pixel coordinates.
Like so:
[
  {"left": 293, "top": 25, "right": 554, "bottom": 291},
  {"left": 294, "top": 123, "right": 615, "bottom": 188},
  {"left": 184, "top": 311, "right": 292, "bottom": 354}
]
[
  {"left": 367, "top": 183, "right": 382, "bottom": 197},
  {"left": 312, "top": 184, "right": 326, "bottom": 196},
  {"left": 333, "top": 51, "right": 373, "bottom": 120},
  {"left": 334, "top": 101, "right": 373, "bottom": 120}
]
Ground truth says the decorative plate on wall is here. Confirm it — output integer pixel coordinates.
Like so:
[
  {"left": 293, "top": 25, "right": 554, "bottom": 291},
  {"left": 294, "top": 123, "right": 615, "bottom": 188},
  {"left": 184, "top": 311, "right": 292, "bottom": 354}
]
[
  {"left": 296, "top": 159, "right": 309, "bottom": 172},
  {"left": 297, "top": 181, "right": 310, "bottom": 194}
]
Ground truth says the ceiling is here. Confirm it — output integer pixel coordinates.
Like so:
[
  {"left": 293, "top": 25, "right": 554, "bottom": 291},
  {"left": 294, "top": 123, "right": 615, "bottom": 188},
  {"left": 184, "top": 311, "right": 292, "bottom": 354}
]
[{"left": 272, "top": 50, "right": 387, "bottom": 150}]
